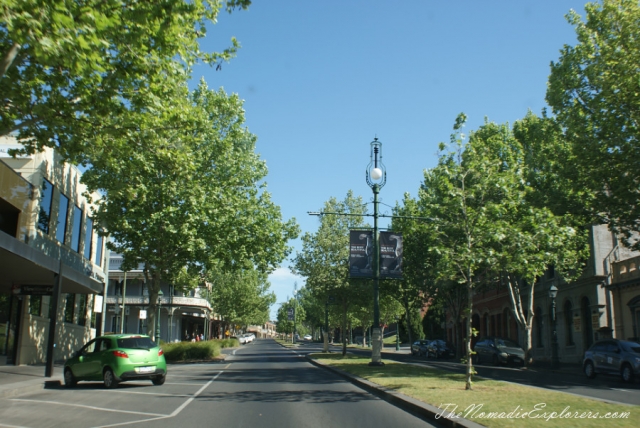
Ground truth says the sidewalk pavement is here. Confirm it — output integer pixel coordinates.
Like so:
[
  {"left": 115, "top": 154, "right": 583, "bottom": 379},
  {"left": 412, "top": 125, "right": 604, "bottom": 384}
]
[{"left": 0, "top": 356, "right": 63, "bottom": 399}]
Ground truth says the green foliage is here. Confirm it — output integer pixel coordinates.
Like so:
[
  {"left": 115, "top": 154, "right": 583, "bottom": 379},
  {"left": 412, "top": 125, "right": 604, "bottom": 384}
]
[
  {"left": 546, "top": 0, "right": 640, "bottom": 247},
  {"left": 162, "top": 340, "right": 221, "bottom": 362},
  {"left": 1, "top": 0, "right": 250, "bottom": 164}
]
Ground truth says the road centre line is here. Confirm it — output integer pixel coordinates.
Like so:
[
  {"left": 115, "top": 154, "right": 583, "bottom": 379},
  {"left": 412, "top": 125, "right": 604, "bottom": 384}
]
[{"left": 10, "top": 398, "right": 166, "bottom": 417}]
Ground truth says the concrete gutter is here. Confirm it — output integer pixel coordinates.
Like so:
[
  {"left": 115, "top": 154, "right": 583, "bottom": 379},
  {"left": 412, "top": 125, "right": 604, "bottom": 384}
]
[{"left": 306, "top": 356, "right": 485, "bottom": 428}]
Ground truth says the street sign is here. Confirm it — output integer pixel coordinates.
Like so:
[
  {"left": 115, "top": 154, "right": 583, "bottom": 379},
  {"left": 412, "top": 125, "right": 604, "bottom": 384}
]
[
  {"left": 287, "top": 308, "right": 294, "bottom": 321},
  {"left": 18, "top": 285, "right": 53, "bottom": 295}
]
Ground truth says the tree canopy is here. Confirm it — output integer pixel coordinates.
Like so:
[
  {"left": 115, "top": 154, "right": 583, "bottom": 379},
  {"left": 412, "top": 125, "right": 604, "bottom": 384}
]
[
  {"left": 546, "top": 0, "right": 640, "bottom": 246},
  {"left": 1, "top": 0, "right": 250, "bottom": 163}
]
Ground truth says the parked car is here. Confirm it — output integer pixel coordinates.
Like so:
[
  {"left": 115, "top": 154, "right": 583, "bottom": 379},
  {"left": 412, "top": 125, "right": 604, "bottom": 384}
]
[
  {"left": 234, "top": 335, "right": 247, "bottom": 344},
  {"left": 473, "top": 337, "right": 525, "bottom": 367},
  {"left": 583, "top": 339, "right": 640, "bottom": 383},
  {"left": 303, "top": 334, "right": 312, "bottom": 341},
  {"left": 64, "top": 334, "right": 167, "bottom": 389},
  {"left": 426, "top": 340, "right": 455, "bottom": 359},
  {"left": 411, "top": 340, "right": 430, "bottom": 356}
]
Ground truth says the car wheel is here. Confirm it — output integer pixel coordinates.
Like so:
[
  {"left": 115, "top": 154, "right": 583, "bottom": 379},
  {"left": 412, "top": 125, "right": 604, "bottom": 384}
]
[
  {"left": 621, "top": 364, "right": 634, "bottom": 383},
  {"left": 584, "top": 361, "right": 596, "bottom": 379},
  {"left": 152, "top": 375, "right": 166, "bottom": 386},
  {"left": 64, "top": 368, "right": 77, "bottom": 388},
  {"left": 103, "top": 368, "right": 119, "bottom": 389}
]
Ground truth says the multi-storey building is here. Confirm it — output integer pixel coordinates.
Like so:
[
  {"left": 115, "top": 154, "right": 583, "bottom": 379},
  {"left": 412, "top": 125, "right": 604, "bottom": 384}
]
[
  {"left": 445, "top": 224, "right": 640, "bottom": 365},
  {"left": 106, "top": 254, "right": 214, "bottom": 342},
  {"left": 0, "top": 137, "right": 107, "bottom": 366}
]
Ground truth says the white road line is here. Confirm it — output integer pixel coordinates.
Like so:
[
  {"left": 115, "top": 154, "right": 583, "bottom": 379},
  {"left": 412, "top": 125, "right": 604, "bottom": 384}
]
[
  {"left": 170, "top": 371, "right": 223, "bottom": 417},
  {"left": 92, "top": 371, "right": 224, "bottom": 428},
  {"left": 0, "top": 423, "right": 31, "bottom": 428},
  {"left": 97, "top": 389, "right": 193, "bottom": 397},
  {"left": 10, "top": 399, "right": 166, "bottom": 417}
]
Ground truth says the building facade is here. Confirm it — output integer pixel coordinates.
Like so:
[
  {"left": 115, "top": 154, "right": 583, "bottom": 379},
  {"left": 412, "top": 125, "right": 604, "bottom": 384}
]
[
  {"left": 0, "top": 137, "right": 107, "bottom": 365},
  {"left": 445, "top": 224, "right": 640, "bottom": 365},
  {"left": 106, "top": 254, "right": 214, "bottom": 342}
]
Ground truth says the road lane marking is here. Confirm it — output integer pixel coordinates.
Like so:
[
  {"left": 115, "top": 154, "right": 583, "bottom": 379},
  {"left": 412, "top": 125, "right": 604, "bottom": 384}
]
[
  {"left": 92, "top": 370, "right": 225, "bottom": 428},
  {"left": 169, "top": 371, "right": 223, "bottom": 416},
  {"left": 10, "top": 399, "right": 166, "bottom": 417},
  {"left": 98, "top": 390, "right": 193, "bottom": 397}
]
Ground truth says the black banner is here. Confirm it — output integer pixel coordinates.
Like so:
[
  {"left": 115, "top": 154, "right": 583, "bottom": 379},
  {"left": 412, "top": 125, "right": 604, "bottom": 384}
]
[
  {"left": 379, "top": 232, "right": 403, "bottom": 279},
  {"left": 349, "top": 230, "right": 373, "bottom": 278}
]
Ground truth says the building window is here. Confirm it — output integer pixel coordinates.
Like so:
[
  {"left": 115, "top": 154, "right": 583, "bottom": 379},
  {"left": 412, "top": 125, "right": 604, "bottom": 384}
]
[
  {"left": 64, "top": 294, "right": 75, "bottom": 323},
  {"left": 55, "top": 193, "right": 69, "bottom": 243},
  {"left": 77, "top": 294, "right": 87, "bottom": 326},
  {"left": 95, "top": 232, "right": 104, "bottom": 267},
  {"left": 564, "top": 300, "right": 574, "bottom": 346},
  {"left": 70, "top": 205, "right": 82, "bottom": 252},
  {"left": 84, "top": 217, "right": 93, "bottom": 260},
  {"left": 29, "top": 295, "right": 42, "bottom": 316},
  {"left": 38, "top": 179, "right": 54, "bottom": 234}
]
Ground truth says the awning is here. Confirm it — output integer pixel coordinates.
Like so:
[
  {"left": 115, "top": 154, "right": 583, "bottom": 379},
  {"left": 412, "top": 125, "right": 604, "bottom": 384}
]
[{"left": 0, "top": 232, "right": 103, "bottom": 295}]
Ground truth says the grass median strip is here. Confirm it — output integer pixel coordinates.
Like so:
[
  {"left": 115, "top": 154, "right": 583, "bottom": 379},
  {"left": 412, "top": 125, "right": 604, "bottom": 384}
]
[{"left": 311, "top": 353, "right": 638, "bottom": 428}]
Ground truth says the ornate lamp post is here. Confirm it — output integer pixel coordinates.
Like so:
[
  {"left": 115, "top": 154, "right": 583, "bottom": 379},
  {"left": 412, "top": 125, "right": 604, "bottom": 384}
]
[
  {"left": 395, "top": 315, "right": 400, "bottom": 351},
  {"left": 156, "top": 290, "right": 164, "bottom": 343},
  {"left": 366, "top": 138, "right": 386, "bottom": 366},
  {"left": 549, "top": 284, "right": 559, "bottom": 369}
]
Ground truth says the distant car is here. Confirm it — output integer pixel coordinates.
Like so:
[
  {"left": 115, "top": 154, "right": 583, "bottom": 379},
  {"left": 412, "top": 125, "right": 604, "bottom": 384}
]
[
  {"left": 303, "top": 334, "right": 312, "bottom": 341},
  {"left": 473, "top": 337, "right": 525, "bottom": 367},
  {"left": 235, "top": 335, "right": 247, "bottom": 344},
  {"left": 411, "top": 340, "right": 430, "bottom": 356},
  {"left": 426, "top": 340, "right": 455, "bottom": 359},
  {"left": 63, "top": 334, "right": 167, "bottom": 389},
  {"left": 583, "top": 339, "right": 640, "bottom": 383},
  {"left": 243, "top": 333, "right": 254, "bottom": 343}
]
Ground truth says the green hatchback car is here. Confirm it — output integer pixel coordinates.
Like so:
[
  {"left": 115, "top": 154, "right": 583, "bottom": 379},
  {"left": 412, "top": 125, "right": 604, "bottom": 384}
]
[{"left": 64, "top": 334, "right": 167, "bottom": 388}]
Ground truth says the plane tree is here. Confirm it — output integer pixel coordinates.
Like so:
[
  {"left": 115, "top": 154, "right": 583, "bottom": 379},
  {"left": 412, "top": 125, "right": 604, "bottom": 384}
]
[
  {"left": 1, "top": 0, "right": 251, "bottom": 164},
  {"left": 82, "top": 81, "right": 298, "bottom": 338},
  {"left": 546, "top": 0, "right": 640, "bottom": 247}
]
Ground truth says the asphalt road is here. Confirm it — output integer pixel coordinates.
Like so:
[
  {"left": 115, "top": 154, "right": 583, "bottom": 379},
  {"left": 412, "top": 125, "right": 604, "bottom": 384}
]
[
  {"left": 335, "top": 345, "right": 640, "bottom": 406},
  {"left": 0, "top": 340, "right": 441, "bottom": 428}
]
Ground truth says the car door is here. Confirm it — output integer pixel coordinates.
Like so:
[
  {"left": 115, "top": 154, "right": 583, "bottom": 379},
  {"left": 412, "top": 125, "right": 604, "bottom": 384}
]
[
  {"left": 83, "top": 338, "right": 110, "bottom": 379},
  {"left": 72, "top": 339, "right": 98, "bottom": 379},
  {"left": 605, "top": 342, "right": 624, "bottom": 375},
  {"left": 474, "top": 339, "right": 487, "bottom": 363}
]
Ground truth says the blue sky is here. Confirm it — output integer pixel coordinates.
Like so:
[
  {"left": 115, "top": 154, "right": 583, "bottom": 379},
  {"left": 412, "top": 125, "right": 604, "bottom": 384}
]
[{"left": 191, "top": 1, "right": 590, "bottom": 319}]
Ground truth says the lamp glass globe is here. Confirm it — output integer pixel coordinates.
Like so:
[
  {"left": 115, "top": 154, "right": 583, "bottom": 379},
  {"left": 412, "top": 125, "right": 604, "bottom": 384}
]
[{"left": 370, "top": 167, "right": 382, "bottom": 180}]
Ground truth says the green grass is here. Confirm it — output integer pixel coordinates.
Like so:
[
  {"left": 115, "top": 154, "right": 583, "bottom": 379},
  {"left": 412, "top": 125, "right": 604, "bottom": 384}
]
[
  {"left": 311, "top": 354, "right": 638, "bottom": 428},
  {"left": 383, "top": 334, "right": 400, "bottom": 345}
]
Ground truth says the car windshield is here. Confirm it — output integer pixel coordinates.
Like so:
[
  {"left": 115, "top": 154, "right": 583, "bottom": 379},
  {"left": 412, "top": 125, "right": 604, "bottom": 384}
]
[
  {"left": 496, "top": 339, "right": 520, "bottom": 349},
  {"left": 117, "top": 337, "right": 157, "bottom": 349},
  {"left": 622, "top": 342, "right": 640, "bottom": 354}
]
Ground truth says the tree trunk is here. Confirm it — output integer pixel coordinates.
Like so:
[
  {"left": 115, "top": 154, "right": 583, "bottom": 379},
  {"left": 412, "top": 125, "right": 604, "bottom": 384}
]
[{"left": 465, "top": 280, "right": 474, "bottom": 390}]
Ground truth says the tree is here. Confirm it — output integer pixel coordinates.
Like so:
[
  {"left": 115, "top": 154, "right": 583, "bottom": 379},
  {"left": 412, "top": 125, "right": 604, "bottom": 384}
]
[
  {"left": 472, "top": 118, "right": 588, "bottom": 366},
  {"left": 82, "top": 81, "right": 298, "bottom": 337},
  {"left": 276, "top": 299, "right": 306, "bottom": 338},
  {"left": 208, "top": 267, "right": 276, "bottom": 328},
  {"left": 292, "top": 191, "right": 368, "bottom": 355},
  {"left": 1, "top": 0, "right": 250, "bottom": 164},
  {"left": 546, "top": 0, "right": 640, "bottom": 247},
  {"left": 419, "top": 114, "right": 509, "bottom": 390}
]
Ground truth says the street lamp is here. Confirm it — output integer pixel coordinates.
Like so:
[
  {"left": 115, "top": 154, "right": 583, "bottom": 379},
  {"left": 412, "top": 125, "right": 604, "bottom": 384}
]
[
  {"left": 366, "top": 137, "right": 386, "bottom": 366},
  {"left": 156, "top": 290, "right": 164, "bottom": 344},
  {"left": 395, "top": 315, "right": 400, "bottom": 351},
  {"left": 549, "top": 284, "right": 559, "bottom": 370}
]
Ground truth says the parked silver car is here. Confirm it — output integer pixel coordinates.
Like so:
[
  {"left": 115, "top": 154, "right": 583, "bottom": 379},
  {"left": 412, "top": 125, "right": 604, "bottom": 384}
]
[{"left": 583, "top": 339, "right": 640, "bottom": 383}]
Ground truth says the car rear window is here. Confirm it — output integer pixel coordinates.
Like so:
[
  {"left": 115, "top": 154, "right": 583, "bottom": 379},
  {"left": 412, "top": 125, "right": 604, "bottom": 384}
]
[{"left": 117, "top": 337, "right": 157, "bottom": 349}]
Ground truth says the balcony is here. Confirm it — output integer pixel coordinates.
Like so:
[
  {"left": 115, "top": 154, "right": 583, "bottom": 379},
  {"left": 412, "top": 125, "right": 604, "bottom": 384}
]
[
  {"left": 612, "top": 255, "right": 640, "bottom": 283},
  {"left": 105, "top": 295, "right": 211, "bottom": 310}
]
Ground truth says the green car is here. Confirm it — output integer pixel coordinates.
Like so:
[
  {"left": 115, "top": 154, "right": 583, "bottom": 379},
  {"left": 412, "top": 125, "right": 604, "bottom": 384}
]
[{"left": 64, "top": 334, "right": 167, "bottom": 388}]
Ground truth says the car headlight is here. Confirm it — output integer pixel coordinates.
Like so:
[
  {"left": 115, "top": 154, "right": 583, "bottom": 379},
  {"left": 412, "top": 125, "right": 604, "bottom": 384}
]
[
  {"left": 634, "top": 357, "right": 640, "bottom": 366},
  {"left": 500, "top": 352, "right": 508, "bottom": 358}
]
